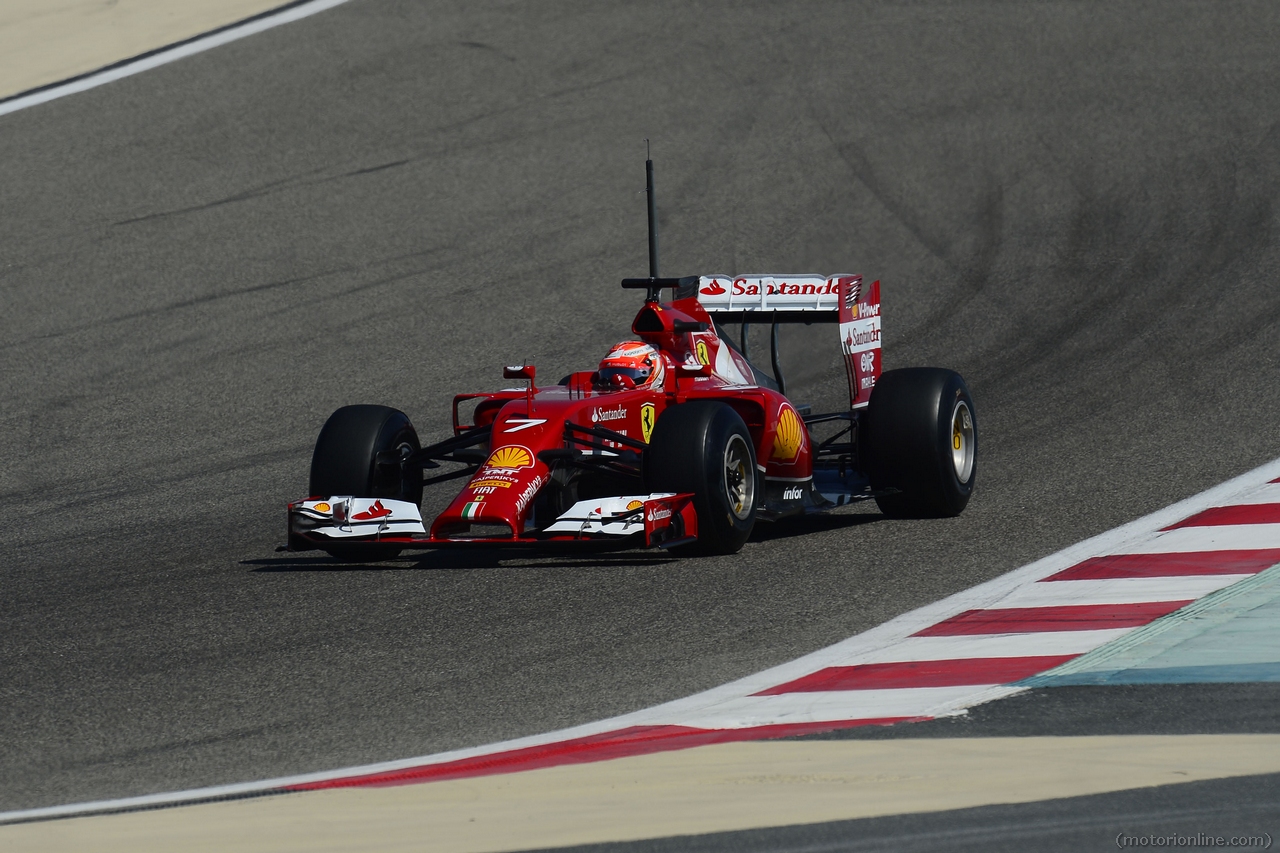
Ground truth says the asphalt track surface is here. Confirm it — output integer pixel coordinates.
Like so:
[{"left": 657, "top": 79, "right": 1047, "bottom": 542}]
[{"left": 3, "top": 0, "right": 1280, "bottom": 837}]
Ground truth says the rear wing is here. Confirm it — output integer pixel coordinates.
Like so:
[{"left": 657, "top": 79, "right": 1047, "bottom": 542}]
[
  {"left": 696, "top": 274, "right": 882, "bottom": 409},
  {"left": 696, "top": 274, "right": 843, "bottom": 322}
]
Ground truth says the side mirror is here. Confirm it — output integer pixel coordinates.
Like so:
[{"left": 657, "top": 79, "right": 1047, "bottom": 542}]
[
  {"left": 503, "top": 364, "right": 538, "bottom": 411},
  {"left": 503, "top": 365, "right": 536, "bottom": 382}
]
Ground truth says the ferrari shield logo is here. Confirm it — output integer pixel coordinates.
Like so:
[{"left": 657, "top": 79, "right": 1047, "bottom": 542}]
[
  {"left": 695, "top": 340, "right": 711, "bottom": 366},
  {"left": 640, "top": 403, "right": 656, "bottom": 443}
]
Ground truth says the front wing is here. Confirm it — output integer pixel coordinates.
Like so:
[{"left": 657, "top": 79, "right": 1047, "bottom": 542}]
[{"left": 287, "top": 493, "right": 697, "bottom": 552}]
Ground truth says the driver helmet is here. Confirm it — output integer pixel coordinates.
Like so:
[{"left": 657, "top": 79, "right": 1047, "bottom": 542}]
[{"left": 595, "top": 340, "right": 665, "bottom": 391}]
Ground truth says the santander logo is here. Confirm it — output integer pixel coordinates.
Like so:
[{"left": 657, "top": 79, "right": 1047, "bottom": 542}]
[
  {"left": 700, "top": 279, "right": 727, "bottom": 295},
  {"left": 591, "top": 406, "right": 626, "bottom": 422}
]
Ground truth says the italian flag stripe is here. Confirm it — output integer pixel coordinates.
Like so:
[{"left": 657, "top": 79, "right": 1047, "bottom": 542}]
[{"left": 462, "top": 501, "right": 482, "bottom": 519}]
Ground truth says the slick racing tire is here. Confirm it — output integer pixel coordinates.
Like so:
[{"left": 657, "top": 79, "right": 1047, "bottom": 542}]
[
  {"left": 644, "top": 401, "right": 757, "bottom": 555},
  {"left": 309, "top": 405, "right": 423, "bottom": 560},
  {"left": 864, "top": 368, "right": 976, "bottom": 518}
]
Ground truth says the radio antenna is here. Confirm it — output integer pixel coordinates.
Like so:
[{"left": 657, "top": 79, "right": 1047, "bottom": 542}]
[{"left": 645, "top": 140, "right": 659, "bottom": 279}]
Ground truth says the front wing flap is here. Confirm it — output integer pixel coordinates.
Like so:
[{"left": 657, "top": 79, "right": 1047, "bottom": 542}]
[
  {"left": 288, "top": 497, "right": 426, "bottom": 549},
  {"left": 541, "top": 493, "right": 697, "bottom": 548}
]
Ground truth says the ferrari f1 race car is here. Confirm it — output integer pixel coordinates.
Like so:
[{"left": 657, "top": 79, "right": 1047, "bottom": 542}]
[{"left": 286, "top": 161, "right": 976, "bottom": 559}]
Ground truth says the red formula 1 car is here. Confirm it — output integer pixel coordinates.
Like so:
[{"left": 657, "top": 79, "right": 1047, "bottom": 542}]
[{"left": 287, "top": 163, "right": 977, "bottom": 559}]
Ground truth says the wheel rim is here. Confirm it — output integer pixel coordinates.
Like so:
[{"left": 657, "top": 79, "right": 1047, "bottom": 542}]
[
  {"left": 375, "top": 439, "right": 416, "bottom": 498},
  {"left": 723, "top": 434, "right": 755, "bottom": 520},
  {"left": 950, "top": 400, "right": 975, "bottom": 484}
]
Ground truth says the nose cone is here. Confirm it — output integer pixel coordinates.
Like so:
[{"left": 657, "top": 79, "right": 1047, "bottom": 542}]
[{"left": 431, "top": 443, "right": 549, "bottom": 539}]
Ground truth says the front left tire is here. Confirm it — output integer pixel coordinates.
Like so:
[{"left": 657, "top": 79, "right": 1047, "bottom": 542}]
[{"left": 643, "top": 401, "right": 758, "bottom": 555}]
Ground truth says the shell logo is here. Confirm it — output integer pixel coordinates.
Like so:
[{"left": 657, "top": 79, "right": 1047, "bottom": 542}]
[
  {"left": 485, "top": 446, "right": 533, "bottom": 470},
  {"left": 626, "top": 500, "right": 644, "bottom": 511},
  {"left": 770, "top": 406, "right": 804, "bottom": 462}
]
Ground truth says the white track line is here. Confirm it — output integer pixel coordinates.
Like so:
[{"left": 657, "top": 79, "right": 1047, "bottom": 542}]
[
  {"left": 987, "top": 575, "right": 1249, "bottom": 609},
  {"left": 0, "top": 0, "right": 351, "bottom": 119},
  {"left": 647, "top": 686, "right": 1028, "bottom": 730},
  {"left": 852, "top": 630, "right": 1133, "bottom": 663},
  {"left": 1127, "top": 524, "right": 1280, "bottom": 553},
  {"left": 4, "top": 456, "right": 1280, "bottom": 825},
  {"left": 1243, "top": 483, "right": 1280, "bottom": 503}
]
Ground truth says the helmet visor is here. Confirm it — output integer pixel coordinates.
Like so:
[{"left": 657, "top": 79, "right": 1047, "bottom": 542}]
[{"left": 596, "top": 366, "right": 651, "bottom": 387}]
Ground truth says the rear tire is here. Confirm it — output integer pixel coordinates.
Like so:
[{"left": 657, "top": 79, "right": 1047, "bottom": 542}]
[
  {"left": 643, "top": 401, "right": 757, "bottom": 555},
  {"left": 865, "top": 368, "right": 976, "bottom": 518},
  {"left": 309, "top": 405, "right": 423, "bottom": 560}
]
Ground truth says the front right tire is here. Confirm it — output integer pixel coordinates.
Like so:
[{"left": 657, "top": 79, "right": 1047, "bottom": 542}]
[{"left": 308, "top": 404, "right": 422, "bottom": 559}]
